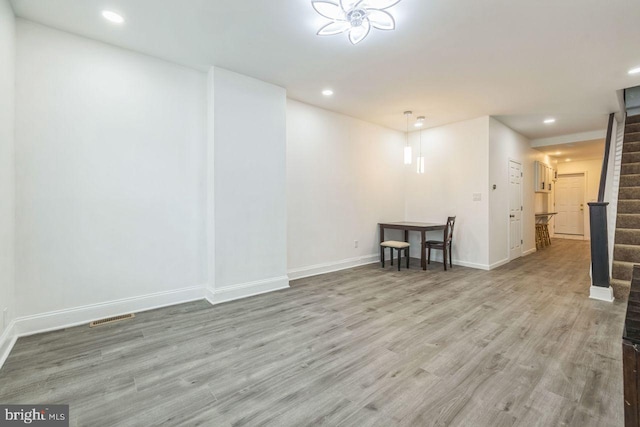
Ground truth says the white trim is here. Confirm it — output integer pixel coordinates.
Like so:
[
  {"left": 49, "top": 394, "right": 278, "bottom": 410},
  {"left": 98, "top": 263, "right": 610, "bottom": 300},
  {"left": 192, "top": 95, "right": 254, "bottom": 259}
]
[
  {"left": 0, "top": 321, "right": 17, "bottom": 371},
  {"left": 531, "top": 130, "right": 607, "bottom": 147},
  {"left": 554, "top": 233, "right": 586, "bottom": 241},
  {"left": 288, "top": 254, "right": 379, "bottom": 280},
  {"left": 425, "top": 252, "right": 491, "bottom": 270},
  {"left": 523, "top": 247, "right": 537, "bottom": 256},
  {"left": 12, "top": 286, "right": 204, "bottom": 338},
  {"left": 205, "top": 276, "right": 290, "bottom": 305},
  {"left": 489, "top": 258, "right": 510, "bottom": 270},
  {"left": 589, "top": 285, "right": 615, "bottom": 302}
]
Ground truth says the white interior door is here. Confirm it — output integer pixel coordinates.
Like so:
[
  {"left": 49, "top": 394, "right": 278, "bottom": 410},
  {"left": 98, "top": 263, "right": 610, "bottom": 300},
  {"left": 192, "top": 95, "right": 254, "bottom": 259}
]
[
  {"left": 509, "top": 161, "right": 523, "bottom": 260},
  {"left": 555, "top": 174, "right": 585, "bottom": 235}
]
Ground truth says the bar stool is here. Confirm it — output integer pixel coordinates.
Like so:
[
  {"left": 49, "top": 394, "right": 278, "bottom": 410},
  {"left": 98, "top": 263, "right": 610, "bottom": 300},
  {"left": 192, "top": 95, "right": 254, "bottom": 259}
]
[{"left": 380, "top": 241, "right": 410, "bottom": 271}]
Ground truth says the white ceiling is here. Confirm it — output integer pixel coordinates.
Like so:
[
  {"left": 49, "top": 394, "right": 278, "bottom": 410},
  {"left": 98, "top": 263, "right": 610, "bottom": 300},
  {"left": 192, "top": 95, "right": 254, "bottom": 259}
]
[
  {"left": 536, "top": 139, "right": 605, "bottom": 162},
  {"left": 10, "top": 0, "right": 640, "bottom": 138}
]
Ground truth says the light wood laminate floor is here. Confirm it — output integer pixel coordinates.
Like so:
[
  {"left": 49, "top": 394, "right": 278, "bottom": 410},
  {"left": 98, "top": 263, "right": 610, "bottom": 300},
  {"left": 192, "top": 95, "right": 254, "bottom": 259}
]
[{"left": 0, "top": 239, "right": 628, "bottom": 426}]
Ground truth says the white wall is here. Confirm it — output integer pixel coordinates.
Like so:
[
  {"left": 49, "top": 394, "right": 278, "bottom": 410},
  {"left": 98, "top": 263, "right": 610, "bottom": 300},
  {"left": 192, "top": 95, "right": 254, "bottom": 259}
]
[
  {"left": 287, "top": 100, "right": 406, "bottom": 278},
  {"left": 488, "top": 118, "right": 551, "bottom": 266},
  {"left": 556, "top": 157, "right": 603, "bottom": 241},
  {"left": 210, "top": 67, "right": 288, "bottom": 297},
  {"left": 0, "top": 0, "right": 15, "bottom": 335},
  {"left": 15, "top": 21, "right": 207, "bottom": 317},
  {"left": 404, "top": 117, "right": 490, "bottom": 269}
]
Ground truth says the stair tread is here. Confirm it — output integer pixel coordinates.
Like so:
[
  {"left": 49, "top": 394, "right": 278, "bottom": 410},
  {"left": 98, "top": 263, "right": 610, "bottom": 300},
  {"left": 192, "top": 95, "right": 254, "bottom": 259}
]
[
  {"left": 615, "top": 243, "right": 640, "bottom": 248},
  {"left": 613, "top": 260, "right": 640, "bottom": 265}
]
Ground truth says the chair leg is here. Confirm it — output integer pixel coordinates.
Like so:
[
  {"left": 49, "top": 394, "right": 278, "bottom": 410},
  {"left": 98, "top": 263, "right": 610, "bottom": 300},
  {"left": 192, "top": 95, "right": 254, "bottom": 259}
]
[
  {"left": 390, "top": 248, "right": 393, "bottom": 266},
  {"left": 449, "top": 244, "right": 453, "bottom": 268},
  {"left": 380, "top": 246, "right": 385, "bottom": 268},
  {"left": 406, "top": 248, "right": 410, "bottom": 269},
  {"left": 397, "top": 249, "right": 401, "bottom": 271},
  {"left": 427, "top": 246, "right": 431, "bottom": 264},
  {"left": 443, "top": 247, "right": 448, "bottom": 271}
]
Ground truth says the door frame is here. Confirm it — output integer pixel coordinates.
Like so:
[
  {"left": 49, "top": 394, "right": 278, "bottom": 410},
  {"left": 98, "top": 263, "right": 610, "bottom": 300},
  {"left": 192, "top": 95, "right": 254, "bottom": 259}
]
[
  {"left": 507, "top": 158, "right": 523, "bottom": 261},
  {"left": 554, "top": 171, "right": 588, "bottom": 240}
]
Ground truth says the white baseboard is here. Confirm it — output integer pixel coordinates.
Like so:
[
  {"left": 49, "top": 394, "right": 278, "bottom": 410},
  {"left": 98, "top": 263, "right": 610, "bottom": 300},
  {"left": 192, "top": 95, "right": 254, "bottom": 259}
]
[
  {"left": 206, "top": 276, "right": 290, "bottom": 305},
  {"left": 589, "top": 285, "right": 615, "bottom": 302},
  {"left": 489, "top": 258, "right": 510, "bottom": 270},
  {"left": 424, "top": 252, "right": 491, "bottom": 271},
  {"left": 555, "top": 234, "right": 587, "bottom": 241},
  {"left": 12, "top": 286, "right": 205, "bottom": 338},
  {"left": 288, "top": 254, "right": 379, "bottom": 280},
  {"left": 523, "top": 248, "right": 537, "bottom": 256},
  {"left": 0, "top": 321, "right": 17, "bottom": 371}
]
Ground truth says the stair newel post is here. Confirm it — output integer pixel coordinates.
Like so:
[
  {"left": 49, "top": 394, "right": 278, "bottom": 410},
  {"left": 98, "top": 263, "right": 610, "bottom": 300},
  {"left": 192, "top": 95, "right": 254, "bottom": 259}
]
[{"left": 588, "top": 202, "right": 610, "bottom": 288}]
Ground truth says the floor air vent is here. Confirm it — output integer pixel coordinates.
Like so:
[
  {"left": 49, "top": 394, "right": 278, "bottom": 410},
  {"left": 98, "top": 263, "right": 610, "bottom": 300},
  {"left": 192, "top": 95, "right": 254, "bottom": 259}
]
[{"left": 89, "top": 313, "right": 135, "bottom": 327}]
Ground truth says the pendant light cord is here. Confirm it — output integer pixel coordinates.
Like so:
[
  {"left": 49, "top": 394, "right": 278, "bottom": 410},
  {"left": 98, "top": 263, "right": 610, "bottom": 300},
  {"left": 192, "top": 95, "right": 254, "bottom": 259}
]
[{"left": 406, "top": 114, "right": 409, "bottom": 147}]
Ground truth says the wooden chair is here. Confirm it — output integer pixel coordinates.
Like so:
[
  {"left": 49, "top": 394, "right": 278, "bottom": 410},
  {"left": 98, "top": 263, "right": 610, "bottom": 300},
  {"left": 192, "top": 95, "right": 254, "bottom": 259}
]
[
  {"left": 426, "top": 216, "right": 456, "bottom": 271},
  {"left": 380, "top": 241, "right": 410, "bottom": 271}
]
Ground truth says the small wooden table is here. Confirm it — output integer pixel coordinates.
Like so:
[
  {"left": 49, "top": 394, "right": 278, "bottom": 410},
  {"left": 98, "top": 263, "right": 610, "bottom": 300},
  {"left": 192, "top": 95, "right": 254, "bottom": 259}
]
[{"left": 379, "top": 222, "right": 447, "bottom": 271}]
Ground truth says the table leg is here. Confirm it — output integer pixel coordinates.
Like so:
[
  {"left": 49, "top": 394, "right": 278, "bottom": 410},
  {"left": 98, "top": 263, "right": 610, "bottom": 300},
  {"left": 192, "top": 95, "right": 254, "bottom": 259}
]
[
  {"left": 380, "top": 224, "right": 384, "bottom": 268},
  {"left": 421, "top": 231, "right": 426, "bottom": 270}
]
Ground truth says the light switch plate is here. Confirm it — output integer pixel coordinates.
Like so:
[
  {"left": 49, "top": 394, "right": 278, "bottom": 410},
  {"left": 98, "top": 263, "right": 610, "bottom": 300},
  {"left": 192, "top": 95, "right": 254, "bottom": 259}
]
[{"left": 473, "top": 193, "right": 482, "bottom": 201}]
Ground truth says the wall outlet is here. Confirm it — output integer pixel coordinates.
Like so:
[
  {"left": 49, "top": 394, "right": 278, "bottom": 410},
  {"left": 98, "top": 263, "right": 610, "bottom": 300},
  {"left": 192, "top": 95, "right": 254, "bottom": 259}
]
[{"left": 354, "top": 240, "right": 359, "bottom": 248}]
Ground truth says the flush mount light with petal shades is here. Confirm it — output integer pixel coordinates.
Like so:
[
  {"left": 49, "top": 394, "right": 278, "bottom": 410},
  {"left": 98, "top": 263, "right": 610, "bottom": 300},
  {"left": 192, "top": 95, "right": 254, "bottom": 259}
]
[{"left": 312, "top": 0, "right": 402, "bottom": 45}]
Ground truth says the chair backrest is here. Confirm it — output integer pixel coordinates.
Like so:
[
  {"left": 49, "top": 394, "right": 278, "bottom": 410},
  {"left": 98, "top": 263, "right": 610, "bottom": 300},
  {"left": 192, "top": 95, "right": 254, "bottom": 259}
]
[{"left": 444, "top": 216, "right": 456, "bottom": 244}]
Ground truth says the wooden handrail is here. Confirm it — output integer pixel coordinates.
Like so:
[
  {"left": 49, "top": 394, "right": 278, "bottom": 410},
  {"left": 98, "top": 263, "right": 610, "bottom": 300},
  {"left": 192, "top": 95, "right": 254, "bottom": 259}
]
[{"left": 598, "top": 113, "right": 615, "bottom": 202}]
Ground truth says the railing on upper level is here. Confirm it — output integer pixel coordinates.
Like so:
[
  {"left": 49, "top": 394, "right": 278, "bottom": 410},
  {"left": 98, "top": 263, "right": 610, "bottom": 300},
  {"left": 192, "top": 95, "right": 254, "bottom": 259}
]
[{"left": 588, "top": 113, "right": 615, "bottom": 290}]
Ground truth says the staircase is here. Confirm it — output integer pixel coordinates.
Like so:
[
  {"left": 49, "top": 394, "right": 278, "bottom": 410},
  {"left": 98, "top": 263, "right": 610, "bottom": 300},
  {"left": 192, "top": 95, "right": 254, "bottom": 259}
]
[{"left": 613, "top": 114, "right": 640, "bottom": 292}]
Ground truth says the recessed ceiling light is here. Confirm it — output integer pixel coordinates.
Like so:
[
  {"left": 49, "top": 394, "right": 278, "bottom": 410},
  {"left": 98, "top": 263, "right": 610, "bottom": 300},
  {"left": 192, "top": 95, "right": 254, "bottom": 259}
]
[
  {"left": 555, "top": 151, "right": 561, "bottom": 155},
  {"left": 102, "top": 10, "right": 124, "bottom": 24},
  {"left": 566, "top": 158, "right": 572, "bottom": 162},
  {"left": 544, "top": 118, "right": 556, "bottom": 124},
  {"left": 322, "top": 89, "right": 334, "bottom": 96},
  {"left": 629, "top": 67, "right": 640, "bottom": 75}
]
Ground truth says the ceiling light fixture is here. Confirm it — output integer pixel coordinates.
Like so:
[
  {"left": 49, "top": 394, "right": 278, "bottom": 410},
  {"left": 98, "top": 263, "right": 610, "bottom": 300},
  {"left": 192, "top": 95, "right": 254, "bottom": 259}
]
[
  {"left": 404, "top": 111, "right": 412, "bottom": 165},
  {"left": 102, "top": 10, "right": 124, "bottom": 24},
  {"left": 415, "top": 116, "right": 425, "bottom": 128},
  {"left": 629, "top": 67, "right": 640, "bottom": 75},
  {"left": 322, "top": 89, "right": 334, "bottom": 96},
  {"left": 566, "top": 158, "right": 572, "bottom": 162},
  {"left": 544, "top": 118, "right": 556, "bottom": 124},
  {"left": 312, "top": 0, "right": 402, "bottom": 45}
]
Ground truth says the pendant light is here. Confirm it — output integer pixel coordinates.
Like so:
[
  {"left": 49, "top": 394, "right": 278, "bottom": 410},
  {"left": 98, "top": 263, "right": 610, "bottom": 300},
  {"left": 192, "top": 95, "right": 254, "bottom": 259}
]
[
  {"left": 417, "top": 120, "right": 425, "bottom": 174},
  {"left": 404, "top": 111, "right": 412, "bottom": 165}
]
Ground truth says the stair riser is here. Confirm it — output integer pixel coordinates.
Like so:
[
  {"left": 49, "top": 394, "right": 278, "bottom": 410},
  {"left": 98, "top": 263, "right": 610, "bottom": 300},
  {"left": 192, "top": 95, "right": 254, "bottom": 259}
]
[
  {"left": 626, "top": 133, "right": 640, "bottom": 143},
  {"left": 627, "top": 124, "right": 640, "bottom": 134},
  {"left": 613, "top": 262, "right": 633, "bottom": 281},
  {"left": 618, "top": 200, "right": 640, "bottom": 214},
  {"left": 617, "top": 214, "right": 640, "bottom": 229},
  {"left": 615, "top": 245, "right": 640, "bottom": 263},
  {"left": 619, "top": 187, "right": 640, "bottom": 200},
  {"left": 622, "top": 163, "right": 640, "bottom": 175},
  {"left": 621, "top": 175, "right": 640, "bottom": 187},
  {"left": 624, "top": 142, "right": 640, "bottom": 153},
  {"left": 616, "top": 229, "right": 640, "bottom": 245},
  {"left": 628, "top": 115, "right": 640, "bottom": 125},
  {"left": 624, "top": 152, "right": 640, "bottom": 164}
]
